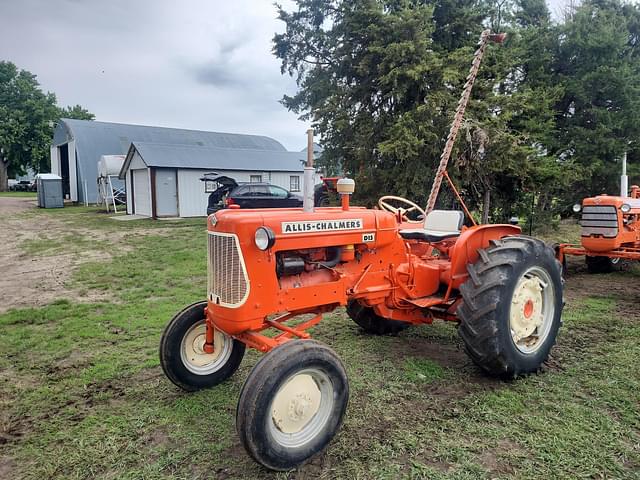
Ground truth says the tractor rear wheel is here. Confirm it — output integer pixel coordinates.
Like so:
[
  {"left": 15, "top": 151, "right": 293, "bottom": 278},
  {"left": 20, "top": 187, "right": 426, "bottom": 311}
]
[
  {"left": 458, "top": 236, "right": 563, "bottom": 378},
  {"left": 585, "top": 255, "right": 619, "bottom": 273},
  {"left": 346, "top": 300, "right": 410, "bottom": 335},
  {"left": 159, "top": 301, "right": 245, "bottom": 391},
  {"left": 236, "top": 340, "right": 349, "bottom": 471}
]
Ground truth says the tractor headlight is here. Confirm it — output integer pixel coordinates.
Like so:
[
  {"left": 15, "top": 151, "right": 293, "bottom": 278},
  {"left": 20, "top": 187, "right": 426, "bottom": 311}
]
[
  {"left": 572, "top": 203, "right": 582, "bottom": 213},
  {"left": 255, "top": 227, "right": 276, "bottom": 251},
  {"left": 620, "top": 203, "right": 631, "bottom": 213}
]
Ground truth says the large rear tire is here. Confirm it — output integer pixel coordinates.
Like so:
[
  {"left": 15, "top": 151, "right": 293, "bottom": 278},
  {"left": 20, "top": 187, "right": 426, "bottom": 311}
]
[
  {"left": 458, "top": 236, "right": 563, "bottom": 378},
  {"left": 159, "top": 301, "right": 245, "bottom": 391},
  {"left": 236, "top": 340, "right": 349, "bottom": 471},
  {"left": 346, "top": 300, "right": 410, "bottom": 335}
]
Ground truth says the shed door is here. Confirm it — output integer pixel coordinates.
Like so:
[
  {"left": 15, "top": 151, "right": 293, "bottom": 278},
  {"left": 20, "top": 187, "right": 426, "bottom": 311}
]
[
  {"left": 133, "top": 169, "right": 151, "bottom": 217},
  {"left": 155, "top": 169, "right": 178, "bottom": 217}
]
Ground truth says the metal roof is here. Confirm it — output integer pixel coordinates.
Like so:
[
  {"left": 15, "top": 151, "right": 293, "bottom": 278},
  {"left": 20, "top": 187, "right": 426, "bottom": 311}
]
[
  {"left": 119, "top": 141, "right": 305, "bottom": 179},
  {"left": 51, "top": 119, "right": 289, "bottom": 202},
  {"left": 53, "top": 118, "right": 287, "bottom": 151}
]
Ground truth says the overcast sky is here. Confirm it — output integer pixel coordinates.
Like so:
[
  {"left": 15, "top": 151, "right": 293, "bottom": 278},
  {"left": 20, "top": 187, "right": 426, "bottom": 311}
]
[{"left": 1, "top": 0, "right": 567, "bottom": 151}]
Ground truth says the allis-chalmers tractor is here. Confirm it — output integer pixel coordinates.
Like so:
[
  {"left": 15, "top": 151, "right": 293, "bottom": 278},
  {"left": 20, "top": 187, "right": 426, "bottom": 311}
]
[
  {"left": 159, "top": 30, "right": 564, "bottom": 471},
  {"left": 557, "top": 184, "right": 640, "bottom": 273}
]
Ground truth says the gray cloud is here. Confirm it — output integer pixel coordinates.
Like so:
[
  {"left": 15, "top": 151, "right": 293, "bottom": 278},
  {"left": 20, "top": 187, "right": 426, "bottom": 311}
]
[{"left": 0, "top": 0, "right": 308, "bottom": 150}]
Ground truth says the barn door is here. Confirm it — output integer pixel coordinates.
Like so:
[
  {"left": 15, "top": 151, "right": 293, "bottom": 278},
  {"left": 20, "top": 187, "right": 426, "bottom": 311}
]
[{"left": 155, "top": 169, "right": 178, "bottom": 217}]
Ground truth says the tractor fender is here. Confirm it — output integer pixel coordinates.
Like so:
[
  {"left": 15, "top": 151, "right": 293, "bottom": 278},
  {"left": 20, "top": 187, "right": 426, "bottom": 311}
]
[{"left": 445, "top": 224, "right": 521, "bottom": 290}]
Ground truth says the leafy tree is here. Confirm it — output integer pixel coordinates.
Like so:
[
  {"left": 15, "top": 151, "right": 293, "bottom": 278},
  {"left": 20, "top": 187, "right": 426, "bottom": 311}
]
[
  {"left": 275, "top": 1, "right": 483, "bottom": 208},
  {"left": 0, "top": 61, "right": 94, "bottom": 190},
  {"left": 274, "top": 0, "right": 559, "bottom": 223},
  {"left": 61, "top": 104, "right": 95, "bottom": 121},
  {"left": 549, "top": 0, "right": 640, "bottom": 200}
]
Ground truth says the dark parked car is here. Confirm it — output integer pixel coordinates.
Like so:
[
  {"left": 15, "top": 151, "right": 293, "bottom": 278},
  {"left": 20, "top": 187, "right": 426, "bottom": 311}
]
[
  {"left": 201, "top": 174, "right": 303, "bottom": 215},
  {"left": 10, "top": 180, "right": 36, "bottom": 192}
]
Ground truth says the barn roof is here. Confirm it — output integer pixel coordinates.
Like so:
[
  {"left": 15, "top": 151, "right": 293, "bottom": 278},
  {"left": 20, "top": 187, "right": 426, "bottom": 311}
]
[
  {"left": 119, "top": 141, "right": 305, "bottom": 179},
  {"left": 53, "top": 118, "right": 287, "bottom": 152}
]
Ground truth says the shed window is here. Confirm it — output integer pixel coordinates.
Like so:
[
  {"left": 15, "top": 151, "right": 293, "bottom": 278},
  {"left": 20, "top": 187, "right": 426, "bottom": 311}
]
[
  {"left": 250, "top": 175, "right": 262, "bottom": 183},
  {"left": 290, "top": 176, "right": 300, "bottom": 192}
]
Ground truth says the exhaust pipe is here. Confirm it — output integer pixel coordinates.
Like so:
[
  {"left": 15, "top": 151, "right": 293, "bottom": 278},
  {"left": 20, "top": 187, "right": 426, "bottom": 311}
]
[
  {"left": 621, "top": 151, "right": 629, "bottom": 198},
  {"left": 303, "top": 128, "right": 315, "bottom": 212}
]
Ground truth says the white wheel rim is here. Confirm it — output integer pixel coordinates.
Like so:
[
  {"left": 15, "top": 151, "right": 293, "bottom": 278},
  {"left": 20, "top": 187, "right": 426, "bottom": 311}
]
[
  {"left": 268, "top": 368, "right": 334, "bottom": 448},
  {"left": 509, "top": 266, "right": 555, "bottom": 354},
  {"left": 180, "top": 320, "right": 233, "bottom": 375}
]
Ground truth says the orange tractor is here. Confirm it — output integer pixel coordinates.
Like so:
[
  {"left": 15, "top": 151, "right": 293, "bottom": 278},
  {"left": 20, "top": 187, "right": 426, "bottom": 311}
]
[
  {"left": 159, "top": 30, "right": 564, "bottom": 470},
  {"left": 557, "top": 183, "right": 640, "bottom": 273}
]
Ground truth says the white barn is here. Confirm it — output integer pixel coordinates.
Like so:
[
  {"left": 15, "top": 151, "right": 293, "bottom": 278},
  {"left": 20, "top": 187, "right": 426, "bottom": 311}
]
[{"left": 119, "top": 141, "right": 305, "bottom": 218}]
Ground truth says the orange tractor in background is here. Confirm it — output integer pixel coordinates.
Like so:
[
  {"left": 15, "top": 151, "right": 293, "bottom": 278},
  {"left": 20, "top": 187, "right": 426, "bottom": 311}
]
[
  {"left": 159, "top": 30, "right": 564, "bottom": 471},
  {"left": 557, "top": 183, "right": 640, "bottom": 273}
]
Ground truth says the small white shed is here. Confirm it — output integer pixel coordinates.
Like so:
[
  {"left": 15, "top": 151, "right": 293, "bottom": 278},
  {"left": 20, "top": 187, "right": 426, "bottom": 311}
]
[{"left": 119, "top": 142, "right": 306, "bottom": 218}]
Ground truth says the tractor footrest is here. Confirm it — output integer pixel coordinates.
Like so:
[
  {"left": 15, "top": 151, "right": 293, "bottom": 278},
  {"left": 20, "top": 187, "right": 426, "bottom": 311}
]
[{"left": 405, "top": 296, "right": 446, "bottom": 308}]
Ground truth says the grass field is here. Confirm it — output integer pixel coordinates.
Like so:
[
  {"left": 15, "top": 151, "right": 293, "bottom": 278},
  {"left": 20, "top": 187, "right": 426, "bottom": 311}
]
[
  {"left": 1, "top": 203, "right": 639, "bottom": 479},
  {"left": 0, "top": 191, "right": 37, "bottom": 197}
]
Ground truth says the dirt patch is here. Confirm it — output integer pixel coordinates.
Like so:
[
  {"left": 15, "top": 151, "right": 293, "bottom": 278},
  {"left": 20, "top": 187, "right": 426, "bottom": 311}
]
[
  {"left": 0, "top": 197, "right": 110, "bottom": 312},
  {"left": 0, "top": 198, "right": 175, "bottom": 314},
  {"left": 564, "top": 257, "right": 640, "bottom": 303},
  {"left": 389, "top": 332, "right": 507, "bottom": 400},
  {"left": 477, "top": 439, "right": 522, "bottom": 476},
  {"left": 0, "top": 409, "right": 28, "bottom": 446},
  {"left": 46, "top": 350, "right": 94, "bottom": 377},
  {"left": 0, "top": 455, "right": 16, "bottom": 478}
]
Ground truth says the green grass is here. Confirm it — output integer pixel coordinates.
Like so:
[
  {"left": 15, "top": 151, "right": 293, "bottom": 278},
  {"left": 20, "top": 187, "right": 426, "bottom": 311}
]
[
  {"left": 0, "top": 206, "right": 639, "bottom": 479},
  {"left": 0, "top": 191, "right": 37, "bottom": 197}
]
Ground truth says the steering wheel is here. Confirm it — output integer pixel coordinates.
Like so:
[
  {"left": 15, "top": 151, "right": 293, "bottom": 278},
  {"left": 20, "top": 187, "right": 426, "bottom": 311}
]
[{"left": 378, "top": 196, "right": 426, "bottom": 224}]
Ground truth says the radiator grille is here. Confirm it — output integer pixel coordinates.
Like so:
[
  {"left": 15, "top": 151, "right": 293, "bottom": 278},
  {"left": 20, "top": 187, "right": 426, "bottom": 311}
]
[
  {"left": 580, "top": 205, "right": 618, "bottom": 238},
  {"left": 207, "top": 232, "right": 249, "bottom": 307}
]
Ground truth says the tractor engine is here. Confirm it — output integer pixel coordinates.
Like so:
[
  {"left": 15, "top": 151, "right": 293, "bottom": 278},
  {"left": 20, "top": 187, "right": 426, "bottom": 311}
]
[{"left": 204, "top": 204, "right": 406, "bottom": 336}]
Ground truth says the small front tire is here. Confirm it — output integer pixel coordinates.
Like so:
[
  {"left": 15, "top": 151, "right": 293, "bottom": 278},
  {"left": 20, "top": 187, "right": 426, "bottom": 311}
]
[
  {"left": 236, "top": 340, "right": 349, "bottom": 471},
  {"left": 159, "top": 301, "right": 245, "bottom": 391}
]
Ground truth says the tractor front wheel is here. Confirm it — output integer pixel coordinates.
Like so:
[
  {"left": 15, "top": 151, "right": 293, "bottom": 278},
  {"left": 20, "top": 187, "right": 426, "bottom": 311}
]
[
  {"left": 236, "top": 340, "right": 349, "bottom": 471},
  {"left": 159, "top": 301, "right": 245, "bottom": 391},
  {"left": 346, "top": 300, "right": 410, "bottom": 335},
  {"left": 458, "top": 236, "right": 563, "bottom": 378}
]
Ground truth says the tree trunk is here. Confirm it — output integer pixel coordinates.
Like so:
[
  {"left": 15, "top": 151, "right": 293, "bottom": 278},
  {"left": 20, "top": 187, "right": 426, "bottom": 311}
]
[
  {"left": 0, "top": 159, "right": 8, "bottom": 192},
  {"left": 481, "top": 189, "right": 490, "bottom": 224}
]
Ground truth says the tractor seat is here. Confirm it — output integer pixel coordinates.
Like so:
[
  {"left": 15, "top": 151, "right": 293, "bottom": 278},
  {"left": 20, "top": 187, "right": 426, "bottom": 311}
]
[{"left": 399, "top": 210, "right": 464, "bottom": 242}]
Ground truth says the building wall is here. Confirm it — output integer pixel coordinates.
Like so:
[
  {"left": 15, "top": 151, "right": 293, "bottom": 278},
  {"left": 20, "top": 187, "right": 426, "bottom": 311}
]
[{"left": 177, "top": 169, "right": 305, "bottom": 217}]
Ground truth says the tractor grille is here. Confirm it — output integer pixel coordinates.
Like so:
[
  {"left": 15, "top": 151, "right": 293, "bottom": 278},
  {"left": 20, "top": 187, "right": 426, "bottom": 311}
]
[
  {"left": 207, "top": 232, "right": 249, "bottom": 307},
  {"left": 580, "top": 205, "right": 618, "bottom": 238}
]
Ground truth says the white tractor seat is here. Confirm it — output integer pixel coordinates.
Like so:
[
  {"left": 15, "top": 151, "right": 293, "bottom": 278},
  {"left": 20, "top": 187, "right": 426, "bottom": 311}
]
[{"left": 399, "top": 210, "right": 464, "bottom": 242}]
